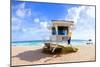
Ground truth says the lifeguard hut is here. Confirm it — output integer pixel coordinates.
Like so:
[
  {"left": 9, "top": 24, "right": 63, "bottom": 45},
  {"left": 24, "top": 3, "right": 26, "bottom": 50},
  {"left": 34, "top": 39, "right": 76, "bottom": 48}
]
[
  {"left": 50, "top": 20, "right": 74, "bottom": 42},
  {"left": 43, "top": 20, "right": 75, "bottom": 53}
]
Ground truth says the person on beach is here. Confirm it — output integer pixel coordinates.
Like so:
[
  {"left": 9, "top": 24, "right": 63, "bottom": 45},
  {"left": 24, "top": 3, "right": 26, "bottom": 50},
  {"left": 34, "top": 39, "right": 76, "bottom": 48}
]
[{"left": 67, "top": 31, "right": 72, "bottom": 45}]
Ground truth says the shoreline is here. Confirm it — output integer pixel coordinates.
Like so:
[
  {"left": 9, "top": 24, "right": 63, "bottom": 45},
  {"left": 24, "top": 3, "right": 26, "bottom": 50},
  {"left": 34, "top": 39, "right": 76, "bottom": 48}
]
[
  {"left": 11, "top": 44, "right": 95, "bottom": 66},
  {"left": 12, "top": 43, "right": 95, "bottom": 46}
]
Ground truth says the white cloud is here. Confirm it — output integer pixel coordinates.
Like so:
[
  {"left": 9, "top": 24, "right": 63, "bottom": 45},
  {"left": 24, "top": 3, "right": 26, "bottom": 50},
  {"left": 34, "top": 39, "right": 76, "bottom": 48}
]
[
  {"left": 22, "top": 28, "right": 27, "bottom": 32},
  {"left": 27, "top": 9, "right": 32, "bottom": 16},
  {"left": 12, "top": 3, "right": 32, "bottom": 32},
  {"left": 65, "top": 6, "right": 95, "bottom": 24},
  {"left": 40, "top": 21, "right": 48, "bottom": 28},
  {"left": 86, "top": 6, "right": 95, "bottom": 18},
  {"left": 34, "top": 18, "right": 40, "bottom": 22},
  {"left": 65, "top": 6, "right": 95, "bottom": 40},
  {"left": 16, "top": 3, "right": 32, "bottom": 18},
  {"left": 16, "top": 9, "right": 26, "bottom": 17},
  {"left": 65, "top": 6, "right": 85, "bottom": 24},
  {"left": 12, "top": 17, "right": 22, "bottom": 31}
]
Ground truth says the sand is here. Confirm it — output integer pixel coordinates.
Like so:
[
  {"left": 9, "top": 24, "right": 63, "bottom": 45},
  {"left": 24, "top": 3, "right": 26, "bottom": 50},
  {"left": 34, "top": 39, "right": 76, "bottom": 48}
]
[{"left": 11, "top": 45, "right": 95, "bottom": 66}]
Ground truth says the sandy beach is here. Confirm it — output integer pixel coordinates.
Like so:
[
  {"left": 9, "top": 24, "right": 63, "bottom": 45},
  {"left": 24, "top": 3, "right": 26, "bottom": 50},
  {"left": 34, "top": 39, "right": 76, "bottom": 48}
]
[{"left": 11, "top": 45, "right": 95, "bottom": 66}]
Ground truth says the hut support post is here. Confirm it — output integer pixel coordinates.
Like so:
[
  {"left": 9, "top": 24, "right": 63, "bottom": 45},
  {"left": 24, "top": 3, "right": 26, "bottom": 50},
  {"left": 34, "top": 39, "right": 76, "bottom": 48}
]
[{"left": 52, "top": 25, "right": 58, "bottom": 53}]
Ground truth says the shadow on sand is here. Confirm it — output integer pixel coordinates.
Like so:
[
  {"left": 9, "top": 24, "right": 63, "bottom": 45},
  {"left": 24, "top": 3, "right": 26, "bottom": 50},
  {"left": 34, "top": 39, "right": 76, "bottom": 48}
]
[
  {"left": 12, "top": 49, "right": 53, "bottom": 62},
  {"left": 12, "top": 47, "right": 77, "bottom": 63}
]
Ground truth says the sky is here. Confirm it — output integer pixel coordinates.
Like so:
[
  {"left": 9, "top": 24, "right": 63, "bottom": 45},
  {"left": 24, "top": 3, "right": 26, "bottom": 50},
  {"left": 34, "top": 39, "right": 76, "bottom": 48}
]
[{"left": 12, "top": 0, "right": 95, "bottom": 41}]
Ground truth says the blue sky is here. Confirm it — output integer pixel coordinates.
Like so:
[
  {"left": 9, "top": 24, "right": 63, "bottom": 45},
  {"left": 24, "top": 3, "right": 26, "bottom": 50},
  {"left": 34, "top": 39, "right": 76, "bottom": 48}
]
[{"left": 12, "top": 0, "right": 95, "bottom": 41}]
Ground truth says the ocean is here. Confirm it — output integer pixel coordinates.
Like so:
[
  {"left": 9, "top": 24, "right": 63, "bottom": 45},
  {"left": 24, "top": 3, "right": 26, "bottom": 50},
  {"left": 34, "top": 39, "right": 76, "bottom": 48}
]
[{"left": 12, "top": 40, "right": 92, "bottom": 46}]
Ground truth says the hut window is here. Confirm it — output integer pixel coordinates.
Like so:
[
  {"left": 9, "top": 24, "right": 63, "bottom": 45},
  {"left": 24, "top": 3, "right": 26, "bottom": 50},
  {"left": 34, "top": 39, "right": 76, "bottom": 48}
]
[
  {"left": 58, "top": 26, "right": 68, "bottom": 35},
  {"left": 52, "top": 27, "right": 56, "bottom": 35}
]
